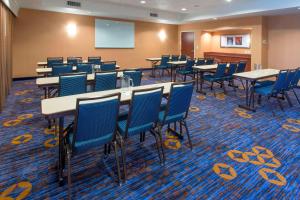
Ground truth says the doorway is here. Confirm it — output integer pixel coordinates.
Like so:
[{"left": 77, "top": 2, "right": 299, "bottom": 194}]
[{"left": 181, "top": 32, "right": 195, "bottom": 59}]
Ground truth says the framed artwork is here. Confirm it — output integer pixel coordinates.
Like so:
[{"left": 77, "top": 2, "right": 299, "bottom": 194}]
[{"left": 220, "top": 34, "right": 250, "bottom": 48}]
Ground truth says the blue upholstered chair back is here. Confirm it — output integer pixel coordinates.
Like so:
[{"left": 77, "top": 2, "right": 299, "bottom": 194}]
[
  {"left": 196, "top": 58, "right": 206, "bottom": 66},
  {"left": 205, "top": 58, "right": 214, "bottom": 65},
  {"left": 88, "top": 57, "right": 101, "bottom": 65},
  {"left": 71, "top": 94, "right": 120, "bottom": 151},
  {"left": 123, "top": 71, "right": 142, "bottom": 86},
  {"left": 52, "top": 65, "right": 73, "bottom": 76},
  {"left": 95, "top": 72, "right": 117, "bottom": 91},
  {"left": 236, "top": 62, "right": 247, "bottom": 73},
  {"left": 171, "top": 55, "right": 179, "bottom": 61},
  {"left": 227, "top": 63, "right": 238, "bottom": 76},
  {"left": 160, "top": 55, "right": 170, "bottom": 66},
  {"left": 101, "top": 61, "right": 116, "bottom": 71},
  {"left": 164, "top": 82, "right": 194, "bottom": 120},
  {"left": 290, "top": 68, "right": 300, "bottom": 88},
  {"left": 125, "top": 87, "right": 163, "bottom": 136},
  {"left": 77, "top": 64, "right": 93, "bottom": 74},
  {"left": 272, "top": 70, "right": 288, "bottom": 93},
  {"left": 59, "top": 73, "right": 87, "bottom": 97},
  {"left": 67, "top": 57, "right": 82, "bottom": 65},
  {"left": 180, "top": 55, "right": 187, "bottom": 61},
  {"left": 185, "top": 59, "right": 195, "bottom": 71},
  {"left": 283, "top": 69, "right": 296, "bottom": 90},
  {"left": 47, "top": 57, "right": 63, "bottom": 67},
  {"left": 214, "top": 63, "right": 227, "bottom": 78}
]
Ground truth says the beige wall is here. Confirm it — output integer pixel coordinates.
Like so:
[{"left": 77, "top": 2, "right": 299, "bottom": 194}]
[
  {"left": 179, "top": 16, "right": 265, "bottom": 69},
  {"left": 12, "top": 9, "right": 179, "bottom": 78},
  {"left": 267, "top": 14, "right": 300, "bottom": 69}
]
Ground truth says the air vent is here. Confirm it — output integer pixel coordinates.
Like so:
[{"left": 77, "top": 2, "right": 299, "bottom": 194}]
[
  {"left": 66, "top": 1, "right": 81, "bottom": 7},
  {"left": 150, "top": 13, "right": 158, "bottom": 18}
]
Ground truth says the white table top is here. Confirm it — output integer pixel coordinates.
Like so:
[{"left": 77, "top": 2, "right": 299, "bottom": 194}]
[
  {"left": 41, "top": 82, "right": 173, "bottom": 117},
  {"left": 167, "top": 61, "right": 187, "bottom": 65},
  {"left": 146, "top": 58, "right": 161, "bottom": 61},
  {"left": 193, "top": 64, "right": 218, "bottom": 70},
  {"left": 36, "top": 72, "right": 124, "bottom": 87},
  {"left": 233, "top": 69, "right": 280, "bottom": 80},
  {"left": 37, "top": 60, "right": 89, "bottom": 66}
]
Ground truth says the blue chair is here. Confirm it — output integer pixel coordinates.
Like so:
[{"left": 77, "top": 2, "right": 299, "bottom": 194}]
[
  {"left": 196, "top": 58, "right": 206, "bottom": 66},
  {"left": 224, "top": 63, "right": 238, "bottom": 88},
  {"left": 64, "top": 93, "right": 123, "bottom": 198},
  {"left": 77, "top": 63, "right": 93, "bottom": 74},
  {"left": 158, "top": 82, "right": 194, "bottom": 150},
  {"left": 289, "top": 68, "right": 300, "bottom": 104},
  {"left": 51, "top": 64, "right": 73, "bottom": 76},
  {"left": 180, "top": 55, "right": 187, "bottom": 61},
  {"left": 203, "top": 63, "right": 227, "bottom": 95},
  {"left": 254, "top": 70, "right": 288, "bottom": 111},
  {"left": 171, "top": 55, "right": 179, "bottom": 61},
  {"left": 118, "top": 87, "right": 165, "bottom": 180},
  {"left": 177, "top": 59, "right": 196, "bottom": 81},
  {"left": 88, "top": 56, "right": 101, "bottom": 65},
  {"left": 59, "top": 73, "right": 87, "bottom": 97},
  {"left": 47, "top": 57, "right": 63, "bottom": 67},
  {"left": 101, "top": 61, "right": 116, "bottom": 71},
  {"left": 155, "top": 55, "right": 170, "bottom": 77},
  {"left": 205, "top": 58, "right": 214, "bottom": 65},
  {"left": 123, "top": 70, "right": 142, "bottom": 87},
  {"left": 94, "top": 72, "right": 117, "bottom": 91},
  {"left": 67, "top": 57, "right": 82, "bottom": 65}
]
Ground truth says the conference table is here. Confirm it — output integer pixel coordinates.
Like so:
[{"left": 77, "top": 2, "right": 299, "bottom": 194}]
[
  {"left": 146, "top": 57, "right": 161, "bottom": 77},
  {"left": 234, "top": 69, "right": 280, "bottom": 112},
  {"left": 193, "top": 64, "right": 219, "bottom": 94},
  {"left": 36, "top": 65, "right": 121, "bottom": 76},
  {"left": 167, "top": 61, "right": 187, "bottom": 82},
  {"left": 41, "top": 82, "right": 173, "bottom": 184},
  {"left": 37, "top": 60, "right": 88, "bottom": 68}
]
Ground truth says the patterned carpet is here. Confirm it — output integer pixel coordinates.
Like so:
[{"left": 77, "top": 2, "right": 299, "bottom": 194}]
[{"left": 0, "top": 72, "right": 300, "bottom": 199}]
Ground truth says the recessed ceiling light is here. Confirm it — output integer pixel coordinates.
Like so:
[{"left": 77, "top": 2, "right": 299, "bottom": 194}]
[
  {"left": 226, "top": 0, "right": 232, "bottom": 2},
  {"left": 213, "top": 17, "right": 218, "bottom": 20},
  {"left": 181, "top": 8, "right": 187, "bottom": 11},
  {"left": 140, "top": 0, "right": 146, "bottom": 4},
  {"left": 298, "top": 7, "right": 300, "bottom": 10}
]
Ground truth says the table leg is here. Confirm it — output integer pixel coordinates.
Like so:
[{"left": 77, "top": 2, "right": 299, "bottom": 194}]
[
  {"left": 170, "top": 66, "right": 173, "bottom": 82},
  {"left": 58, "top": 117, "right": 65, "bottom": 185},
  {"left": 196, "top": 71, "right": 206, "bottom": 95},
  {"left": 239, "top": 80, "right": 256, "bottom": 112},
  {"left": 150, "top": 61, "right": 158, "bottom": 78}
]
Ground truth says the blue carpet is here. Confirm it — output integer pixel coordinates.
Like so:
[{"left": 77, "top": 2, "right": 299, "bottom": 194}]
[{"left": 0, "top": 73, "right": 300, "bottom": 199}]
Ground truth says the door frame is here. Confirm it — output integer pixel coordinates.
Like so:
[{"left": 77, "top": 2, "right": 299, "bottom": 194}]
[{"left": 180, "top": 31, "right": 195, "bottom": 59}]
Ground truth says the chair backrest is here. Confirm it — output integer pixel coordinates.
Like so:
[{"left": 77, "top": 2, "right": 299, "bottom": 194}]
[
  {"left": 180, "top": 55, "right": 187, "bottom": 61},
  {"left": 71, "top": 93, "right": 121, "bottom": 151},
  {"left": 196, "top": 58, "right": 206, "bottom": 66},
  {"left": 205, "top": 58, "right": 214, "bottom": 65},
  {"left": 185, "top": 59, "right": 195, "bottom": 71},
  {"left": 171, "top": 55, "right": 179, "bottom": 61},
  {"left": 236, "top": 62, "right": 247, "bottom": 73},
  {"left": 123, "top": 70, "right": 142, "bottom": 86},
  {"left": 161, "top": 55, "right": 170, "bottom": 66},
  {"left": 124, "top": 87, "right": 163, "bottom": 138},
  {"left": 214, "top": 63, "right": 227, "bottom": 78},
  {"left": 163, "top": 82, "right": 194, "bottom": 122},
  {"left": 290, "top": 68, "right": 300, "bottom": 88},
  {"left": 59, "top": 73, "right": 87, "bottom": 97},
  {"left": 283, "top": 69, "right": 297, "bottom": 90},
  {"left": 94, "top": 72, "right": 117, "bottom": 91},
  {"left": 77, "top": 63, "right": 93, "bottom": 74},
  {"left": 47, "top": 57, "right": 63, "bottom": 67},
  {"left": 272, "top": 70, "right": 288, "bottom": 94},
  {"left": 101, "top": 61, "right": 116, "bottom": 71},
  {"left": 88, "top": 56, "right": 101, "bottom": 65},
  {"left": 227, "top": 63, "right": 238, "bottom": 76},
  {"left": 51, "top": 64, "right": 73, "bottom": 76},
  {"left": 67, "top": 57, "right": 82, "bottom": 65}
]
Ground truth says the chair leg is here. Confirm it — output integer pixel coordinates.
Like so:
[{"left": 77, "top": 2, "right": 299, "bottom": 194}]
[
  {"left": 182, "top": 121, "right": 193, "bottom": 150},
  {"left": 240, "top": 79, "right": 245, "bottom": 90},
  {"left": 210, "top": 82, "right": 214, "bottom": 91},
  {"left": 222, "top": 81, "right": 227, "bottom": 94},
  {"left": 276, "top": 96, "right": 284, "bottom": 111},
  {"left": 67, "top": 149, "right": 72, "bottom": 200},
  {"left": 284, "top": 92, "right": 293, "bottom": 107},
  {"left": 113, "top": 141, "right": 122, "bottom": 186},
  {"left": 153, "top": 132, "right": 163, "bottom": 164},
  {"left": 184, "top": 75, "right": 187, "bottom": 82},
  {"left": 292, "top": 89, "right": 300, "bottom": 104},
  {"left": 120, "top": 138, "right": 127, "bottom": 182},
  {"left": 157, "top": 126, "right": 166, "bottom": 164},
  {"left": 266, "top": 96, "right": 275, "bottom": 117}
]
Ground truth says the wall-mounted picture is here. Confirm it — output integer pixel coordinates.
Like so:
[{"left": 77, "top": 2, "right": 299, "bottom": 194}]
[{"left": 220, "top": 34, "right": 250, "bottom": 48}]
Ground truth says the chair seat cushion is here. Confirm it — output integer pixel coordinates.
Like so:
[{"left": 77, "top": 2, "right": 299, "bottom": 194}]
[
  {"left": 254, "top": 85, "right": 274, "bottom": 95},
  {"left": 203, "top": 74, "right": 221, "bottom": 82},
  {"left": 158, "top": 111, "right": 185, "bottom": 124},
  {"left": 177, "top": 70, "right": 193, "bottom": 75},
  {"left": 254, "top": 80, "right": 275, "bottom": 89},
  {"left": 118, "top": 120, "right": 154, "bottom": 136},
  {"left": 156, "top": 65, "right": 169, "bottom": 69}
]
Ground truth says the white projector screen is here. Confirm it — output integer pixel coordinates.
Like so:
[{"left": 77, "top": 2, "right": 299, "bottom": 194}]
[{"left": 95, "top": 19, "right": 135, "bottom": 48}]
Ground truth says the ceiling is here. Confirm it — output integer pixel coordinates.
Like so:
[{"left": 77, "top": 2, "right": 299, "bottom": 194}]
[{"left": 15, "top": 0, "right": 300, "bottom": 24}]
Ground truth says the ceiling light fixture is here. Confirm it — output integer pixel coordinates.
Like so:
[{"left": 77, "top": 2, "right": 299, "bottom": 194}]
[
  {"left": 213, "top": 17, "right": 218, "bottom": 20},
  {"left": 181, "top": 8, "right": 187, "bottom": 11},
  {"left": 140, "top": 0, "right": 146, "bottom": 4},
  {"left": 226, "top": 0, "right": 232, "bottom": 2}
]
